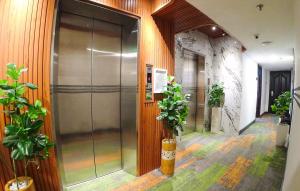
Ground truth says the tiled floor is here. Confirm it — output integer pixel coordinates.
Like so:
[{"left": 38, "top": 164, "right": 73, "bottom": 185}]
[{"left": 67, "top": 114, "right": 287, "bottom": 191}]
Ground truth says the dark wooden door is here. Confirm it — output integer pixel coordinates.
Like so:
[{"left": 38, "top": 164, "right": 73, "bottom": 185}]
[
  {"left": 269, "top": 71, "right": 291, "bottom": 112},
  {"left": 256, "top": 65, "right": 262, "bottom": 117}
]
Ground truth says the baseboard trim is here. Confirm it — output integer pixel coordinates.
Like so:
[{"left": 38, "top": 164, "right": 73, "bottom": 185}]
[{"left": 239, "top": 119, "right": 256, "bottom": 135}]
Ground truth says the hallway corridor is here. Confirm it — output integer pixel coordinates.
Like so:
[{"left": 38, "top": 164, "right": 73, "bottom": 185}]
[{"left": 68, "top": 114, "right": 286, "bottom": 191}]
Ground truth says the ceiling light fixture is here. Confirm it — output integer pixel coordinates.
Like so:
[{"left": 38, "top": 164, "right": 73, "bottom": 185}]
[
  {"left": 256, "top": 4, "right": 264, "bottom": 11},
  {"left": 262, "top": 41, "right": 272, "bottom": 46},
  {"left": 222, "top": 33, "right": 226, "bottom": 36},
  {"left": 212, "top": 26, "right": 217, "bottom": 31}
]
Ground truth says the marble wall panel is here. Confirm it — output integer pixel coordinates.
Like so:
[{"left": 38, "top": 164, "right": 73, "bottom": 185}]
[{"left": 175, "top": 31, "right": 243, "bottom": 135}]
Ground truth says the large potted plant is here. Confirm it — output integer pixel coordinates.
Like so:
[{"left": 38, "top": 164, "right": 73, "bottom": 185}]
[
  {"left": 271, "top": 91, "right": 292, "bottom": 146},
  {"left": 0, "top": 64, "right": 54, "bottom": 191},
  {"left": 157, "top": 76, "right": 189, "bottom": 176},
  {"left": 208, "top": 83, "right": 225, "bottom": 133}
]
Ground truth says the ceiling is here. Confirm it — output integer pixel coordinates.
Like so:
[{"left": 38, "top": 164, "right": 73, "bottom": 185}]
[
  {"left": 152, "top": 0, "right": 227, "bottom": 38},
  {"left": 186, "top": 0, "right": 295, "bottom": 71}
]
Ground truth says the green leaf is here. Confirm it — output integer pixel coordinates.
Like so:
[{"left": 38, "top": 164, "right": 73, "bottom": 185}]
[
  {"left": 24, "top": 141, "right": 33, "bottom": 155},
  {"left": 16, "top": 86, "right": 25, "bottom": 96},
  {"left": 168, "top": 116, "right": 175, "bottom": 120},
  {"left": 2, "top": 135, "right": 18, "bottom": 147},
  {"left": 25, "top": 83, "right": 37, "bottom": 90},
  {"left": 34, "top": 100, "right": 42, "bottom": 108},
  {"left": 41, "top": 107, "right": 47, "bottom": 116},
  {"left": 0, "top": 84, "right": 13, "bottom": 90},
  {"left": 6, "top": 63, "right": 20, "bottom": 80},
  {"left": 17, "top": 97, "right": 28, "bottom": 104},
  {"left": 0, "top": 97, "right": 10, "bottom": 105},
  {"left": 17, "top": 142, "right": 26, "bottom": 156},
  {"left": 36, "top": 135, "right": 47, "bottom": 148},
  {"left": 11, "top": 148, "right": 24, "bottom": 160},
  {"left": 168, "top": 76, "right": 175, "bottom": 82},
  {"left": 0, "top": 79, "right": 8, "bottom": 86},
  {"left": 29, "top": 120, "right": 44, "bottom": 134},
  {"left": 4, "top": 124, "right": 18, "bottom": 135}
]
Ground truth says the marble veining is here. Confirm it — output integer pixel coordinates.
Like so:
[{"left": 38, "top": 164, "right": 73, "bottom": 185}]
[{"left": 175, "top": 31, "right": 243, "bottom": 135}]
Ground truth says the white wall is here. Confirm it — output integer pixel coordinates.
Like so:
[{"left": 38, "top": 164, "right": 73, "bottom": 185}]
[
  {"left": 282, "top": 0, "right": 300, "bottom": 190},
  {"left": 260, "top": 68, "right": 270, "bottom": 114},
  {"left": 239, "top": 54, "right": 258, "bottom": 130}
]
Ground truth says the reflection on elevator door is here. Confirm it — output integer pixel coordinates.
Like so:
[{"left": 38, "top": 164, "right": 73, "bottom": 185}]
[
  {"left": 176, "top": 50, "right": 205, "bottom": 135},
  {"left": 52, "top": 0, "right": 138, "bottom": 186},
  {"left": 54, "top": 13, "right": 122, "bottom": 186}
]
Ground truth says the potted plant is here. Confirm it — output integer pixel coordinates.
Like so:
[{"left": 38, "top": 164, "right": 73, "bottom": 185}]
[
  {"left": 0, "top": 64, "right": 54, "bottom": 191},
  {"left": 271, "top": 91, "right": 292, "bottom": 146},
  {"left": 208, "top": 83, "right": 225, "bottom": 133},
  {"left": 156, "top": 76, "right": 189, "bottom": 176}
]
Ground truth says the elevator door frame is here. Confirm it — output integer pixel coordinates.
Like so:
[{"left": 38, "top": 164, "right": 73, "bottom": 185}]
[{"left": 50, "top": 0, "right": 140, "bottom": 188}]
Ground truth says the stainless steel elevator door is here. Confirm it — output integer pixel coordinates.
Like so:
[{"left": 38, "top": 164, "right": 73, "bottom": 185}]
[
  {"left": 182, "top": 51, "right": 197, "bottom": 134},
  {"left": 92, "top": 19, "right": 122, "bottom": 177},
  {"left": 177, "top": 50, "right": 205, "bottom": 135},
  {"left": 55, "top": 12, "right": 122, "bottom": 186},
  {"left": 56, "top": 13, "right": 96, "bottom": 185},
  {"left": 196, "top": 56, "right": 205, "bottom": 130}
]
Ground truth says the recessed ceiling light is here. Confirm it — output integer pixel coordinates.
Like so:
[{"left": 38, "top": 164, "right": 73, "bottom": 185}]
[
  {"left": 212, "top": 26, "right": 217, "bottom": 31},
  {"left": 262, "top": 41, "right": 272, "bottom": 46},
  {"left": 256, "top": 4, "right": 264, "bottom": 11},
  {"left": 222, "top": 33, "right": 226, "bottom": 36}
]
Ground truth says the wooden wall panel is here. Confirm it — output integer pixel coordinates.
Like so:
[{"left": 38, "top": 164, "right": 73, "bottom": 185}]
[
  {"left": 152, "top": 0, "right": 222, "bottom": 36},
  {"left": 0, "top": 0, "right": 59, "bottom": 191}
]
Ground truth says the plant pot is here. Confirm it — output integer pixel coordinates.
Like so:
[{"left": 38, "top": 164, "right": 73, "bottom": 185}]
[
  {"left": 161, "top": 138, "right": 176, "bottom": 176},
  {"left": 5, "top": 177, "right": 36, "bottom": 191},
  {"left": 211, "top": 107, "right": 222, "bottom": 133},
  {"left": 276, "top": 122, "right": 289, "bottom": 147}
]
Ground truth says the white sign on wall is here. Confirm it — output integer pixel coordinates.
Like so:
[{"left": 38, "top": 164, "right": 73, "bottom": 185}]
[{"left": 153, "top": 68, "right": 168, "bottom": 93}]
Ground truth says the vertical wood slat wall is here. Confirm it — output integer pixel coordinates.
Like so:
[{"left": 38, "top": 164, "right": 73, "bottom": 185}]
[
  {"left": 0, "top": 0, "right": 59, "bottom": 190},
  {"left": 0, "top": 0, "right": 174, "bottom": 190}
]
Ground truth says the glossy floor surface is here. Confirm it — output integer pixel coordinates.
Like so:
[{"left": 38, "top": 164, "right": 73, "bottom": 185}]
[{"left": 67, "top": 115, "right": 287, "bottom": 191}]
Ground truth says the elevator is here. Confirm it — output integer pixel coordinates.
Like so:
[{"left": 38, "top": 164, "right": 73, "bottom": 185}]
[
  {"left": 175, "top": 49, "right": 205, "bottom": 135},
  {"left": 51, "top": 0, "right": 138, "bottom": 187}
]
